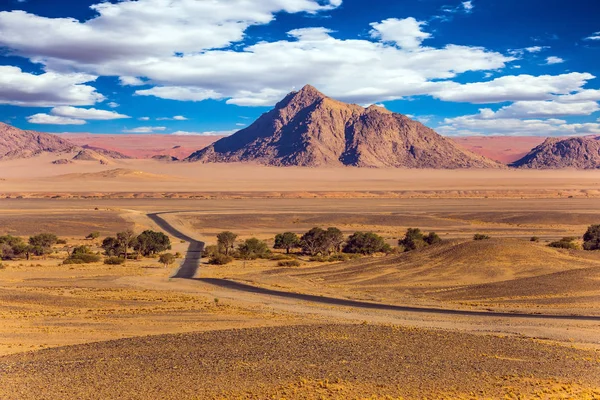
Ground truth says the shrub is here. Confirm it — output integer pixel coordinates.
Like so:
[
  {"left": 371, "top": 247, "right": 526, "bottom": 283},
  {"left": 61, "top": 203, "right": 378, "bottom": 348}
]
[
  {"left": 309, "top": 255, "right": 328, "bottom": 262},
  {"left": 104, "top": 256, "right": 125, "bottom": 265},
  {"left": 530, "top": 236, "right": 540, "bottom": 242},
  {"left": 328, "top": 254, "right": 349, "bottom": 262},
  {"left": 277, "top": 260, "right": 301, "bottom": 267},
  {"left": 56, "top": 239, "right": 68, "bottom": 245},
  {"left": 268, "top": 253, "right": 291, "bottom": 261},
  {"left": 174, "top": 252, "right": 182, "bottom": 258},
  {"left": 208, "top": 253, "right": 233, "bottom": 265},
  {"left": 473, "top": 234, "right": 491, "bottom": 241},
  {"left": 202, "top": 245, "right": 219, "bottom": 258},
  {"left": 424, "top": 232, "right": 442, "bottom": 245},
  {"left": 549, "top": 237, "right": 579, "bottom": 250},
  {"left": 237, "top": 238, "right": 270, "bottom": 260},
  {"left": 399, "top": 228, "right": 427, "bottom": 251},
  {"left": 159, "top": 253, "right": 176, "bottom": 267},
  {"left": 344, "top": 232, "right": 391, "bottom": 255},
  {"left": 64, "top": 245, "right": 101, "bottom": 264},
  {"left": 86, "top": 232, "right": 100, "bottom": 240},
  {"left": 133, "top": 230, "right": 171, "bottom": 257},
  {"left": 583, "top": 224, "right": 600, "bottom": 251}
]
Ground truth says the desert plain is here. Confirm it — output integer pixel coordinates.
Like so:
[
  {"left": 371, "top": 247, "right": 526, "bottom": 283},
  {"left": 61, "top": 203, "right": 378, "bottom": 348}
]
[{"left": 0, "top": 157, "right": 599, "bottom": 399}]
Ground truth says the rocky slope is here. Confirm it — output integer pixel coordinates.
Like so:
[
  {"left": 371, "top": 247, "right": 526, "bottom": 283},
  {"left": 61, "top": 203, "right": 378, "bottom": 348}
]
[
  {"left": 186, "top": 85, "right": 501, "bottom": 168},
  {"left": 511, "top": 137, "right": 600, "bottom": 169},
  {"left": 0, "top": 122, "right": 76, "bottom": 159}
]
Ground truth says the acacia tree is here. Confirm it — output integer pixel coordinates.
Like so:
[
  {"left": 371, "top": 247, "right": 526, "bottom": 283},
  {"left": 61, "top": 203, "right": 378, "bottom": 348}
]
[
  {"left": 324, "top": 227, "right": 344, "bottom": 254},
  {"left": 237, "top": 238, "right": 269, "bottom": 260},
  {"left": 117, "top": 230, "right": 136, "bottom": 263},
  {"left": 343, "top": 232, "right": 391, "bottom": 255},
  {"left": 217, "top": 231, "right": 237, "bottom": 255},
  {"left": 159, "top": 253, "right": 176, "bottom": 268},
  {"left": 301, "top": 227, "right": 326, "bottom": 256},
  {"left": 583, "top": 224, "right": 600, "bottom": 251},
  {"left": 274, "top": 232, "right": 300, "bottom": 254},
  {"left": 133, "top": 230, "right": 171, "bottom": 257},
  {"left": 28, "top": 233, "right": 58, "bottom": 259}
]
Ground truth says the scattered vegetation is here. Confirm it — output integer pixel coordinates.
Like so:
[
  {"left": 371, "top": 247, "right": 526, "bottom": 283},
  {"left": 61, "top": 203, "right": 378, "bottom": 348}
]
[
  {"left": 64, "top": 246, "right": 102, "bottom": 264},
  {"left": 277, "top": 260, "right": 301, "bottom": 267},
  {"left": 104, "top": 256, "right": 125, "bottom": 265},
  {"left": 273, "top": 232, "right": 300, "bottom": 254},
  {"left": 399, "top": 228, "right": 442, "bottom": 251},
  {"left": 474, "top": 233, "right": 491, "bottom": 241},
  {"left": 86, "top": 231, "right": 100, "bottom": 240},
  {"left": 549, "top": 237, "right": 579, "bottom": 250},
  {"left": 208, "top": 253, "right": 234, "bottom": 265},
  {"left": 530, "top": 236, "right": 540, "bottom": 242},
  {"left": 343, "top": 232, "right": 391, "bottom": 255}
]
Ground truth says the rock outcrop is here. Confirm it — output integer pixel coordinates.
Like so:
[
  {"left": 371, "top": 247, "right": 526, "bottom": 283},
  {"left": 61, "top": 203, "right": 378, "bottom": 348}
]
[
  {"left": 511, "top": 137, "right": 600, "bottom": 169},
  {"left": 0, "top": 122, "right": 76, "bottom": 159}
]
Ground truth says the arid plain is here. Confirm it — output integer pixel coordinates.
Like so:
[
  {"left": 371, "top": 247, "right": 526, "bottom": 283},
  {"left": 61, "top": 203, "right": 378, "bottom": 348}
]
[{"left": 1, "top": 158, "right": 600, "bottom": 399}]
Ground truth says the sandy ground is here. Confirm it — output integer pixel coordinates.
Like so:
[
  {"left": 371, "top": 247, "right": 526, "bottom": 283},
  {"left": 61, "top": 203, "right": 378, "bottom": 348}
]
[
  {"left": 453, "top": 136, "right": 546, "bottom": 163},
  {"left": 1, "top": 183, "right": 600, "bottom": 397},
  {"left": 1, "top": 154, "right": 600, "bottom": 197}
]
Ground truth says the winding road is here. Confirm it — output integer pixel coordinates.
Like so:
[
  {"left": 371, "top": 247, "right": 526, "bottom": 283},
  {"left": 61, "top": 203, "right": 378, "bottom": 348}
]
[{"left": 148, "top": 211, "right": 600, "bottom": 323}]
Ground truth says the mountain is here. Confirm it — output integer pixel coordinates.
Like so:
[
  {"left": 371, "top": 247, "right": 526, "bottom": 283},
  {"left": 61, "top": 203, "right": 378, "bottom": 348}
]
[
  {"left": 186, "top": 85, "right": 501, "bottom": 168},
  {"left": 511, "top": 136, "right": 600, "bottom": 169},
  {"left": 0, "top": 122, "right": 76, "bottom": 159},
  {"left": 72, "top": 149, "right": 112, "bottom": 165}
]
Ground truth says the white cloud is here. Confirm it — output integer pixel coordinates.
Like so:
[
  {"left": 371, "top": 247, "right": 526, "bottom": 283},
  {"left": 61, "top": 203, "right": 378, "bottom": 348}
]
[
  {"left": 369, "top": 18, "right": 431, "bottom": 49},
  {"left": 472, "top": 101, "right": 600, "bottom": 119},
  {"left": 438, "top": 115, "right": 600, "bottom": 137},
  {"left": 50, "top": 106, "right": 130, "bottom": 120},
  {"left": 107, "top": 102, "right": 119, "bottom": 108},
  {"left": 545, "top": 56, "right": 564, "bottom": 65},
  {"left": 525, "top": 46, "right": 548, "bottom": 53},
  {"left": 172, "top": 130, "right": 236, "bottom": 136},
  {"left": 584, "top": 32, "right": 600, "bottom": 41},
  {"left": 431, "top": 72, "right": 595, "bottom": 103},
  {"left": 462, "top": 1, "right": 474, "bottom": 13},
  {"left": 138, "top": 117, "right": 150, "bottom": 121},
  {"left": 0, "top": 66, "right": 103, "bottom": 107},
  {"left": 135, "top": 87, "right": 222, "bottom": 102},
  {"left": 27, "top": 113, "right": 86, "bottom": 125},
  {"left": 122, "top": 126, "right": 167, "bottom": 133},
  {"left": 119, "top": 76, "right": 146, "bottom": 86},
  {"left": 173, "top": 115, "right": 188, "bottom": 120}
]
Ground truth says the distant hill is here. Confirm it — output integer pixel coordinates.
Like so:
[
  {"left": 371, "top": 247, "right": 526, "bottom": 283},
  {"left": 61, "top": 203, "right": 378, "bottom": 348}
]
[
  {"left": 511, "top": 136, "right": 600, "bottom": 169},
  {"left": 451, "top": 136, "right": 546, "bottom": 164},
  {"left": 186, "top": 85, "right": 502, "bottom": 168},
  {"left": 0, "top": 122, "right": 75, "bottom": 159}
]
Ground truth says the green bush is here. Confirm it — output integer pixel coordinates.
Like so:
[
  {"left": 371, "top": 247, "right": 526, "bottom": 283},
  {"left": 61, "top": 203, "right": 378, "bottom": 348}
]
[
  {"left": 344, "top": 232, "right": 391, "bottom": 255},
  {"left": 530, "top": 236, "right": 540, "bottom": 242},
  {"left": 208, "top": 253, "right": 233, "bottom": 265},
  {"left": 473, "top": 234, "right": 491, "bottom": 241},
  {"left": 548, "top": 237, "right": 579, "bottom": 250},
  {"left": 56, "top": 239, "right": 68, "bottom": 245},
  {"left": 328, "top": 254, "right": 349, "bottom": 262},
  {"left": 309, "top": 255, "right": 328, "bottom": 262},
  {"left": 104, "top": 256, "right": 125, "bottom": 265},
  {"left": 583, "top": 224, "right": 600, "bottom": 251},
  {"left": 277, "top": 260, "right": 301, "bottom": 267},
  {"left": 65, "top": 246, "right": 101, "bottom": 264},
  {"left": 268, "top": 253, "right": 291, "bottom": 261},
  {"left": 237, "top": 238, "right": 270, "bottom": 259}
]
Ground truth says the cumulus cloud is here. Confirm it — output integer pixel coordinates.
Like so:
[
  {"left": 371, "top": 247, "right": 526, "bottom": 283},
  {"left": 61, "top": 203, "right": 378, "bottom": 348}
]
[
  {"left": 431, "top": 72, "right": 595, "bottom": 103},
  {"left": 369, "top": 18, "right": 431, "bottom": 49},
  {"left": 135, "top": 87, "right": 223, "bottom": 102},
  {"left": 0, "top": 66, "right": 103, "bottom": 107},
  {"left": 27, "top": 114, "right": 86, "bottom": 125},
  {"left": 545, "top": 56, "right": 564, "bottom": 65},
  {"left": 119, "top": 76, "right": 146, "bottom": 86},
  {"left": 51, "top": 106, "right": 130, "bottom": 120},
  {"left": 122, "top": 126, "right": 167, "bottom": 133},
  {"left": 438, "top": 115, "right": 600, "bottom": 137},
  {"left": 462, "top": 1, "right": 474, "bottom": 13}
]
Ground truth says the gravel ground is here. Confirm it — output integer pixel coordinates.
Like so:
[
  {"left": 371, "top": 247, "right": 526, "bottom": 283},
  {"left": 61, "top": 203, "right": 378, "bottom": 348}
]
[{"left": 1, "top": 324, "right": 599, "bottom": 399}]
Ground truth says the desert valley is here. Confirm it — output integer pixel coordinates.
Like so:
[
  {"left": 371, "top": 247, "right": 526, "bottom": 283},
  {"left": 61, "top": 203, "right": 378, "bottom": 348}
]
[
  {"left": 0, "top": 83, "right": 600, "bottom": 399},
  {"left": 1, "top": 0, "right": 600, "bottom": 397}
]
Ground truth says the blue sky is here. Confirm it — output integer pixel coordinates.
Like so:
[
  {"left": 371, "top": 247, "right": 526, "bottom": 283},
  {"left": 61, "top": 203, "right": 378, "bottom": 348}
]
[{"left": 0, "top": 0, "right": 599, "bottom": 136}]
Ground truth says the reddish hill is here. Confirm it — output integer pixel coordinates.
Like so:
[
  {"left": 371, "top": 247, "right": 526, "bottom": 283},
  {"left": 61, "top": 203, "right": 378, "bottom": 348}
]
[
  {"left": 451, "top": 136, "right": 546, "bottom": 164},
  {"left": 511, "top": 136, "right": 600, "bottom": 169},
  {"left": 0, "top": 122, "right": 75, "bottom": 159},
  {"left": 62, "top": 134, "right": 223, "bottom": 160},
  {"left": 187, "top": 85, "right": 501, "bottom": 168}
]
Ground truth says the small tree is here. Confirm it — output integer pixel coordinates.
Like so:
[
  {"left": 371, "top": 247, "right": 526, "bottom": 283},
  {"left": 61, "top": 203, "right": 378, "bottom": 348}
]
[
  {"left": 324, "top": 227, "right": 345, "bottom": 254},
  {"left": 217, "top": 231, "right": 237, "bottom": 255},
  {"left": 301, "top": 227, "right": 327, "bottom": 256},
  {"left": 86, "top": 232, "right": 100, "bottom": 241},
  {"left": 399, "top": 228, "right": 426, "bottom": 251},
  {"left": 133, "top": 230, "right": 171, "bottom": 257},
  {"left": 274, "top": 232, "right": 300, "bottom": 254},
  {"left": 583, "top": 224, "right": 600, "bottom": 251},
  {"left": 101, "top": 236, "right": 122, "bottom": 257},
  {"left": 117, "top": 230, "right": 136, "bottom": 263},
  {"left": 237, "top": 238, "right": 269, "bottom": 260},
  {"left": 343, "top": 232, "right": 391, "bottom": 255},
  {"left": 549, "top": 237, "right": 579, "bottom": 250},
  {"left": 29, "top": 233, "right": 58, "bottom": 249},
  {"left": 159, "top": 253, "right": 176, "bottom": 268}
]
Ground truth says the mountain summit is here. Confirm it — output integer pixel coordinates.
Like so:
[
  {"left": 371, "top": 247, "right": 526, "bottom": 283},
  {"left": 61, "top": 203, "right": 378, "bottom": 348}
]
[{"left": 186, "top": 85, "right": 501, "bottom": 168}]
